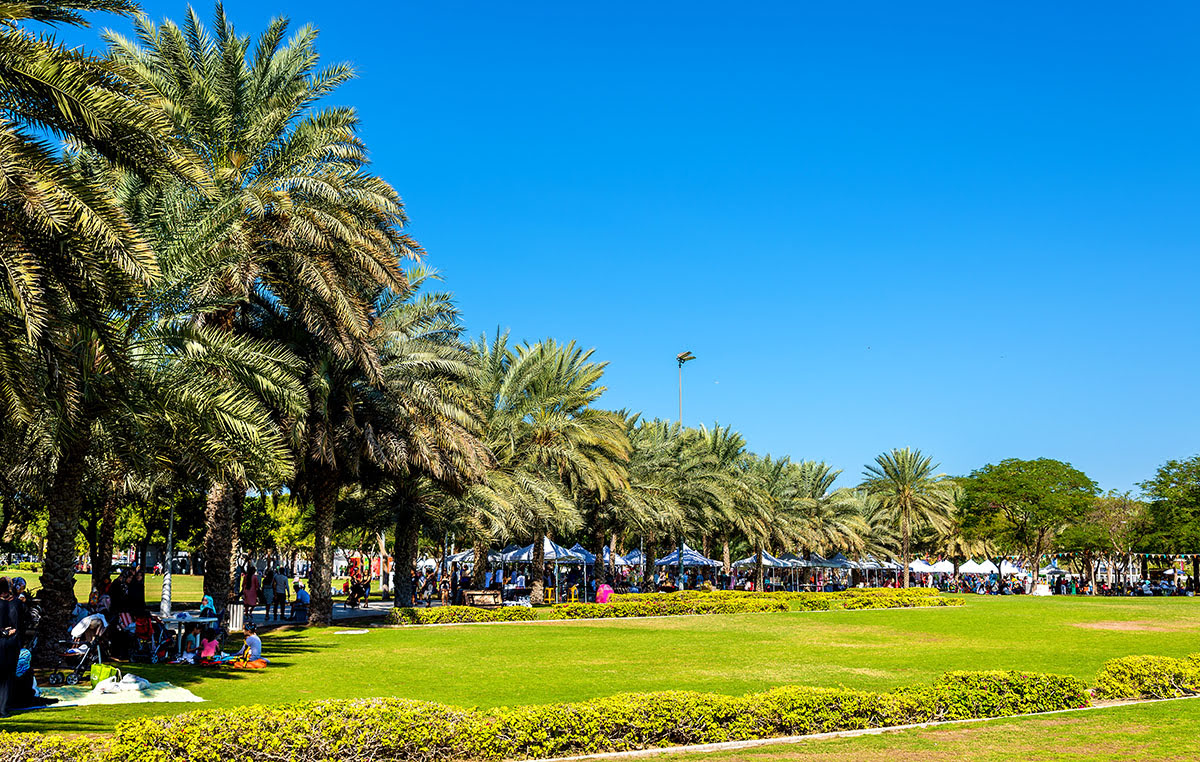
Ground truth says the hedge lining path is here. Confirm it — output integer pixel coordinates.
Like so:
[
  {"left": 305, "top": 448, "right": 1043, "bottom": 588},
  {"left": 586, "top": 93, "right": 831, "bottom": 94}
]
[{"left": 522, "top": 695, "right": 1200, "bottom": 762}]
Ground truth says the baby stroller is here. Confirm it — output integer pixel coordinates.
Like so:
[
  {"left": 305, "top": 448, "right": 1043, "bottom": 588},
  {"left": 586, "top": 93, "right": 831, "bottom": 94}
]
[
  {"left": 43, "top": 613, "right": 107, "bottom": 686},
  {"left": 345, "top": 579, "right": 369, "bottom": 609},
  {"left": 127, "top": 614, "right": 173, "bottom": 664}
]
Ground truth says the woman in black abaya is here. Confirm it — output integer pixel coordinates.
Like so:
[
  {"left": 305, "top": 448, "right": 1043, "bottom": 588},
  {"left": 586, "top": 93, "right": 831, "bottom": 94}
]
[{"left": 0, "top": 577, "right": 20, "bottom": 717}]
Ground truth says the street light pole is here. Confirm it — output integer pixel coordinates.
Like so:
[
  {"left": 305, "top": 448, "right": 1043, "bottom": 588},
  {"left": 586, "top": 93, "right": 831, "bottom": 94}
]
[
  {"left": 676, "top": 351, "right": 695, "bottom": 425},
  {"left": 674, "top": 351, "right": 695, "bottom": 586}
]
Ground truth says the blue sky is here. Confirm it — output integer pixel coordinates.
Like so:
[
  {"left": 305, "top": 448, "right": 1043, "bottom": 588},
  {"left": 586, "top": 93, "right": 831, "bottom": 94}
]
[{"left": 59, "top": 2, "right": 1199, "bottom": 492}]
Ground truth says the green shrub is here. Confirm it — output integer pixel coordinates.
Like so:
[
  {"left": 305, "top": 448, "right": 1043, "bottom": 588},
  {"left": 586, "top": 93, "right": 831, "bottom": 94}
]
[
  {"left": 549, "top": 596, "right": 788, "bottom": 620},
  {"left": 7, "top": 667, "right": 1096, "bottom": 761},
  {"left": 0, "top": 734, "right": 104, "bottom": 762},
  {"left": 1094, "top": 654, "right": 1200, "bottom": 700},
  {"left": 385, "top": 605, "right": 536, "bottom": 626},
  {"left": 111, "top": 698, "right": 475, "bottom": 762},
  {"left": 929, "top": 671, "right": 1090, "bottom": 714},
  {"left": 608, "top": 589, "right": 960, "bottom": 613}
]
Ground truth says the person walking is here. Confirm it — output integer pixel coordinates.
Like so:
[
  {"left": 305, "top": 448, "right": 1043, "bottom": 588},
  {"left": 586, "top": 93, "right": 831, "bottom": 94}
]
[
  {"left": 271, "top": 568, "right": 288, "bottom": 621},
  {"left": 260, "top": 567, "right": 275, "bottom": 622},
  {"left": 242, "top": 565, "right": 260, "bottom": 620},
  {"left": 0, "top": 578, "right": 20, "bottom": 718}
]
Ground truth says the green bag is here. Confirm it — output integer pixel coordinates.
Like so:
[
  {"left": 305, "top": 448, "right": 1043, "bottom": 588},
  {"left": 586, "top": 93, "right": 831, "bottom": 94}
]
[{"left": 89, "top": 663, "right": 120, "bottom": 688}]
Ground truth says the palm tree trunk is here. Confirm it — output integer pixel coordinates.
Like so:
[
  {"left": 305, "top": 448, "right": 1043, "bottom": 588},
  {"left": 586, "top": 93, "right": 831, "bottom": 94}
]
[
  {"left": 91, "top": 487, "right": 120, "bottom": 591},
  {"left": 530, "top": 525, "right": 547, "bottom": 604},
  {"left": 608, "top": 532, "right": 618, "bottom": 579},
  {"left": 471, "top": 541, "right": 488, "bottom": 587},
  {"left": 377, "top": 532, "right": 390, "bottom": 595},
  {"left": 203, "top": 480, "right": 244, "bottom": 609},
  {"left": 308, "top": 465, "right": 339, "bottom": 625},
  {"left": 37, "top": 433, "right": 91, "bottom": 662},
  {"left": 392, "top": 504, "right": 419, "bottom": 608},
  {"left": 722, "top": 539, "right": 731, "bottom": 576},
  {"left": 592, "top": 529, "right": 606, "bottom": 587},
  {"left": 901, "top": 504, "right": 911, "bottom": 588},
  {"left": 754, "top": 546, "right": 765, "bottom": 591}
]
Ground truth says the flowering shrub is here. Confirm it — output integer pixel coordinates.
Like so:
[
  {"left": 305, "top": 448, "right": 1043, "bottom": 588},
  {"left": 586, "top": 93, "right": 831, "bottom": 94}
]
[
  {"left": 549, "top": 596, "right": 788, "bottom": 620},
  {"left": 1093, "top": 654, "right": 1200, "bottom": 700},
  {"left": 53, "top": 670, "right": 1089, "bottom": 761},
  {"left": 385, "top": 605, "right": 536, "bottom": 626}
]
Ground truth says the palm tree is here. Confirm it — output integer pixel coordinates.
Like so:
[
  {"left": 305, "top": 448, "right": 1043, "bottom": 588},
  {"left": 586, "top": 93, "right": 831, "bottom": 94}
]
[
  {"left": 106, "top": 6, "right": 419, "bottom": 608},
  {"left": 463, "top": 335, "right": 628, "bottom": 604},
  {"left": 793, "top": 461, "right": 867, "bottom": 556},
  {"left": 0, "top": 1, "right": 204, "bottom": 393},
  {"left": 860, "top": 448, "right": 957, "bottom": 587}
]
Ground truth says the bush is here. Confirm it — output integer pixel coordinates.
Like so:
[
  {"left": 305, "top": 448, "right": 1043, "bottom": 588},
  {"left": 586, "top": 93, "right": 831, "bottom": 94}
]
[
  {"left": 1, "top": 668, "right": 1097, "bottom": 761},
  {"left": 607, "top": 589, "right": 961, "bottom": 613},
  {"left": 111, "top": 698, "right": 475, "bottom": 762},
  {"left": 0, "top": 734, "right": 103, "bottom": 762},
  {"left": 1093, "top": 654, "right": 1200, "bottom": 700},
  {"left": 549, "top": 596, "right": 788, "bottom": 620},
  {"left": 385, "top": 606, "right": 536, "bottom": 626},
  {"left": 116, "top": 671, "right": 1087, "bottom": 761}
]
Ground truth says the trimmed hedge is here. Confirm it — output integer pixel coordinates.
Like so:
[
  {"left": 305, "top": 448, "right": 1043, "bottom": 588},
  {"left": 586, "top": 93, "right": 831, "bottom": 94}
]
[
  {"left": 607, "top": 589, "right": 962, "bottom": 613},
  {"left": 1093, "top": 653, "right": 1200, "bottom": 700},
  {"left": 43, "top": 669, "right": 1084, "bottom": 761},
  {"left": 550, "top": 596, "right": 788, "bottom": 619},
  {"left": 0, "top": 734, "right": 100, "bottom": 762},
  {"left": 385, "top": 605, "right": 536, "bottom": 626}
]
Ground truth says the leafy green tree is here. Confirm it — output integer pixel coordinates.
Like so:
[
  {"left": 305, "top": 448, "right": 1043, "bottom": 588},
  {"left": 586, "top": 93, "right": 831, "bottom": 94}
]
[
  {"left": 959, "top": 458, "right": 1097, "bottom": 588},
  {"left": 861, "top": 448, "right": 957, "bottom": 587}
]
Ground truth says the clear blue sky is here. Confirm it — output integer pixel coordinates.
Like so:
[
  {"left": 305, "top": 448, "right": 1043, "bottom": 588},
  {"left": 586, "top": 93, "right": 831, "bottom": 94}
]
[{"left": 59, "top": 2, "right": 1199, "bottom": 493}]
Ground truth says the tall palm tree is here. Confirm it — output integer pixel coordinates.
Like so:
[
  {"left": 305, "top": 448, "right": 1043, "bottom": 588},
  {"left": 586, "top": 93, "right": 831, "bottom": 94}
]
[
  {"left": 793, "top": 461, "right": 867, "bottom": 556},
  {"left": 463, "top": 335, "right": 628, "bottom": 604},
  {"left": 860, "top": 448, "right": 957, "bottom": 587},
  {"left": 262, "top": 270, "right": 489, "bottom": 624},
  {"left": 106, "top": 6, "right": 418, "bottom": 607}
]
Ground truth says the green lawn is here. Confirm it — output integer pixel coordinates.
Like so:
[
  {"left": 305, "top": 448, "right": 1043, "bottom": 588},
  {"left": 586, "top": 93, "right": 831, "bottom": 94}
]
[
  {"left": 4, "top": 570, "right": 208, "bottom": 607},
  {"left": 669, "top": 698, "right": 1200, "bottom": 761},
  {"left": 12, "top": 595, "right": 1200, "bottom": 744}
]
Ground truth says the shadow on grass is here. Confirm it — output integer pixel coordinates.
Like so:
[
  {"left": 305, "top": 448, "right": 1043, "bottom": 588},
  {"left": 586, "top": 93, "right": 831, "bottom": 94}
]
[{"left": 6, "top": 631, "right": 333, "bottom": 734}]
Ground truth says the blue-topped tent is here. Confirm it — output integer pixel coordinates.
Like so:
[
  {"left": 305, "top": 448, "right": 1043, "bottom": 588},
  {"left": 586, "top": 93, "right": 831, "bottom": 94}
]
[
  {"left": 500, "top": 544, "right": 523, "bottom": 562},
  {"left": 807, "top": 552, "right": 835, "bottom": 568},
  {"left": 569, "top": 543, "right": 598, "bottom": 564},
  {"left": 733, "top": 550, "right": 792, "bottom": 568},
  {"left": 654, "top": 544, "right": 722, "bottom": 568},
  {"left": 511, "top": 537, "right": 585, "bottom": 563},
  {"left": 827, "top": 553, "right": 857, "bottom": 569},
  {"left": 623, "top": 549, "right": 646, "bottom": 566},
  {"left": 778, "top": 552, "right": 809, "bottom": 568},
  {"left": 603, "top": 546, "right": 631, "bottom": 566}
]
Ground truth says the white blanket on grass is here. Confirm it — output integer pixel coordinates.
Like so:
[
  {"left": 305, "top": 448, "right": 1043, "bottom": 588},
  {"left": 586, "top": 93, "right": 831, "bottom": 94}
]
[{"left": 40, "top": 681, "right": 204, "bottom": 708}]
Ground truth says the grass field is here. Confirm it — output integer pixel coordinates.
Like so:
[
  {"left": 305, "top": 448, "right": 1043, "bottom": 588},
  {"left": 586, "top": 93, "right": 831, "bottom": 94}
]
[
  {"left": 11, "top": 593, "right": 1200, "bottom": 749},
  {"left": 3, "top": 570, "right": 209, "bottom": 607}
]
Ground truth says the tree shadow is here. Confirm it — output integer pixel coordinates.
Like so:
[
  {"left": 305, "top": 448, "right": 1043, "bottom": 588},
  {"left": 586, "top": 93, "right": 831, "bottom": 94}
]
[{"left": 6, "top": 630, "right": 333, "bottom": 733}]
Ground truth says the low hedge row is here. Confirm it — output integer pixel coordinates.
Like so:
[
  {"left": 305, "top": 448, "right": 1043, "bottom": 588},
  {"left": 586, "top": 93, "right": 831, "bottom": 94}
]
[
  {"left": 608, "top": 589, "right": 961, "bottom": 612},
  {"left": 385, "top": 606, "right": 537, "bottom": 626},
  {"left": 549, "top": 596, "right": 789, "bottom": 619},
  {"left": 1093, "top": 653, "right": 1200, "bottom": 700},
  {"left": 7, "top": 670, "right": 1084, "bottom": 762}
]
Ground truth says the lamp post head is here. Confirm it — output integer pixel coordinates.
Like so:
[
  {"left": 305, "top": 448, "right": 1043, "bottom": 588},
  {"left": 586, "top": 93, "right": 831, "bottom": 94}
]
[{"left": 676, "top": 351, "right": 696, "bottom": 367}]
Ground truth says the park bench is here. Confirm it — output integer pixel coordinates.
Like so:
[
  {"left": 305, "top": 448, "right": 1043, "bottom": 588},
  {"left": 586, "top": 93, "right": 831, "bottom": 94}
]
[{"left": 464, "top": 589, "right": 502, "bottom": 609}]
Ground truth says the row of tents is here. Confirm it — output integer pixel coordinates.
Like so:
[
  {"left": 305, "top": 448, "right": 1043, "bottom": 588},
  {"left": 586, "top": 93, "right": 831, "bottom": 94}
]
[{"left": 426, "top": 539, "right": 1029, "bottom": 575}]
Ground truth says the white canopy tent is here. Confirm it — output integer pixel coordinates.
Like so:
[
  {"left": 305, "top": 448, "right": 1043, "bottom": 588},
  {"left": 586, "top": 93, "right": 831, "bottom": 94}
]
[
  {"left": 929, "top": 560, "right": 954, "bottom": 574},
  {"left": 909, "top": 559, "right": 934, "bottom": 572}
]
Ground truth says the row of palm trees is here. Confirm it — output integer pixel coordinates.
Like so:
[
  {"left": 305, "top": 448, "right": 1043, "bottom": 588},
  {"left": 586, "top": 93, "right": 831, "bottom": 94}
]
[{"left": 1, "top": 3, "right": 968, "bottom": 653}]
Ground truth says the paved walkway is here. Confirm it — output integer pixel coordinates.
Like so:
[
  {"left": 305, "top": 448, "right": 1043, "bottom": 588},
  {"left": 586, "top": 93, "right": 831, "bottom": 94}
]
[{"left": 246, "top": 599, "right": 394, "bottom": 628}]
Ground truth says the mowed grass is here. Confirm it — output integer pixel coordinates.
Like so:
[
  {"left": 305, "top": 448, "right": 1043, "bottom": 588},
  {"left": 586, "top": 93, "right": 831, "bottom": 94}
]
[
  {"left": 668, "top": 698, "right": 1200, "bottom": 761},
  {"left": 12, "top": 595, "right": 1200, "bottom": 738},
  {"left": 3, "top": 570, "right": 208, "bottom": 607}
]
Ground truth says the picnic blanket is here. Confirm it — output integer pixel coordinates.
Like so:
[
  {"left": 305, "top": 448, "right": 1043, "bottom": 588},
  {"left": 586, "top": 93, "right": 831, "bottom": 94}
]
[{"left": 39, "top": 681, "right": 204, "bottom": 708}]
